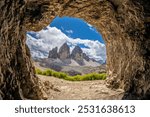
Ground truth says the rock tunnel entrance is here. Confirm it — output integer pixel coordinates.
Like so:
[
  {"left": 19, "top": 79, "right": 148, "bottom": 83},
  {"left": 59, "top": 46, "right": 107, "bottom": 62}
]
[
  {"left": 27, "top": 16, "right": 107, "bottom": 75},
  {"left": 26, "top": 17, "right": 111, "bottom": 100},
  {"left": 0, "top": 0, "right": 150, "bottom": 99}
]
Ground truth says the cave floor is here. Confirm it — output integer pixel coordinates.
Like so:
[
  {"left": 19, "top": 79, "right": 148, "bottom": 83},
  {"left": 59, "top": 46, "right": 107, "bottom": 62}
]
[{"left": 38, "top": 75, "right": 124, "bottom": 100}]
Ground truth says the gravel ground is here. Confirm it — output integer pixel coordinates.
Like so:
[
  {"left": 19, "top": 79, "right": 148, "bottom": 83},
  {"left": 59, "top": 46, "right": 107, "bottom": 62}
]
[{"left": 38, "top": 75, "right": 124, "bottom": 100}]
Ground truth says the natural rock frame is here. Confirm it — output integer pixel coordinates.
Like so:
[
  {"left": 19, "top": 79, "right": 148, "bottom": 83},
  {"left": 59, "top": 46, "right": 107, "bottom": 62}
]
[{"left": 0, "top": 0, "right": 150, "bottom": 99}]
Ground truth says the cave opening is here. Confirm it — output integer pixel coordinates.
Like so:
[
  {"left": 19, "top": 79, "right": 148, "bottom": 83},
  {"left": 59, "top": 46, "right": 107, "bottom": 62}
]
[
  {"left": 26, "top": 16, "right": 107, "bottom": 80},
  {"left": 1, "top": 0, "right": 149, "bottom": 100}
]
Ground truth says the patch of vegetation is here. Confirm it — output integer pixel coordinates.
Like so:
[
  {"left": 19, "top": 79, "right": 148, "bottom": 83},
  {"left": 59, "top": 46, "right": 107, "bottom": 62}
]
[
  {"left": 35, "top": 68, "right": 43, "bottom": 75},
  {"left": 35, "top": 68, "right": 106, "bottom": 81}
]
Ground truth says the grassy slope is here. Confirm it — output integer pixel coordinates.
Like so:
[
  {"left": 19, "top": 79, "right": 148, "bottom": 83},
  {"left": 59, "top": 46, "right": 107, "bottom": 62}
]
[{"left": 36, "top": 68, "right": 106, "bottom": 81}]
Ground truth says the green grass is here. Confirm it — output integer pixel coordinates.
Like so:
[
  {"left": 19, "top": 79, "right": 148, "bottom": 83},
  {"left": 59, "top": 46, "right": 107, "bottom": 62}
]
[{"left": 35, "top": 68, "right": 106, "bottom": 81}]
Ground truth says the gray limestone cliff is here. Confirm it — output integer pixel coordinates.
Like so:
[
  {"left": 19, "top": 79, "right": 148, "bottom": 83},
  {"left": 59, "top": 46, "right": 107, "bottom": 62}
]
[
  {"left": 48, "top": 47, "right": 58, "bottom": 59},
  {"left": 58, "top": 43, "right": 70, "bottom": 60}
]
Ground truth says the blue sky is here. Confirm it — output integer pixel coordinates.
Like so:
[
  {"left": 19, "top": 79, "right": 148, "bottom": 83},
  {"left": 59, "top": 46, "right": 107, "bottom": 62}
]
[
  {"left": 50, "top": 17, "right": 105, "bottom": 44},
  {"left": 27, "top": 16, "right": 106, "bottom": 62}
]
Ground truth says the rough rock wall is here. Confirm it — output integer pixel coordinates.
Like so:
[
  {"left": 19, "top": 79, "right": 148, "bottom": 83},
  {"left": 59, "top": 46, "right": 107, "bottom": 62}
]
[
  {"left": 25, "top": 0, "right": 150, "bottom": 99},
  {"left": 0, "top": 0, "right": 46, "bottom": 99},
  {"left": 0, "top": 0, "right": 150, "bottom": 99}
]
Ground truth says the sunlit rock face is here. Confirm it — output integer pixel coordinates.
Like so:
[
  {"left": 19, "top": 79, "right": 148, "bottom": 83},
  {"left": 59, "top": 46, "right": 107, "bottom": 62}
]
[
  {"left": 71, "top": 46, "right": 84, "bottom": 65},
  {"left": 58, "top": 43, "right": 70, "bottom": 60},
  {"left": 0, "top": 0, "right": 150, "bottom": 99}
]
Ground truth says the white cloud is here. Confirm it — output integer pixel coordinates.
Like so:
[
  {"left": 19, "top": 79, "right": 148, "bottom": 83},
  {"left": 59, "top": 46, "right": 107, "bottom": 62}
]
[
  {"left": 67, "top": 38, "right": 106, "bottom": 61},
  {"left": 87, "top": 23, "right": 92, "bottom": 28},
  {"left": 26, "top": 26, "right": 106, "bottom": 62},
  {"left": 86, "top": 23, "right": 100, "bottom": 34},
  {"left": 65, "top": 30, "right": 73, "bottom": 34},
  {"left": 87, "top": 23, "right": 95, "bottom": 31}
]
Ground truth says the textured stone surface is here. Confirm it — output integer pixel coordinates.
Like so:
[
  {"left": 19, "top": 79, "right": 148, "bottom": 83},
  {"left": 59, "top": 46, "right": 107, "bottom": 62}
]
[
  {"left": 0, "top": 0, "right": 150, "bottom": 99},
  {"left": 49, "top": 43, "right": 91, "bottom": 65},
  {"left": 48, "top": 47, "right": 58, "bottom": 59},
  {"left": 71, "top": 46, "right": 84, "bottom": 65},
  {"left": 58, "top": 43, "right": 70, "bottom": 60},
  {"left": 83, "top": 53, "right": 90, "bottom": 61},
  {"left": 0, "top": 0, "right": 47, "bottom": 99}
]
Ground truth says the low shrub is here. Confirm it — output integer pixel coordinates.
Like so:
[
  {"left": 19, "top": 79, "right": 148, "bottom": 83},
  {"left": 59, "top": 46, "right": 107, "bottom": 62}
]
[
  {"left": 59, "top": 72, "right": 67, "bottom": 79},
  {"left": 35, "top": 68, "right": 107, "bottom": 81},
  {"left": 44, "top": 69, "right": 53, "bottom": 76},
  {"left": 35, "top": 68, "right": 43, "bottom": 75},
  {"left": 65, "top": 73, "right": 107, "bottom": 81}
]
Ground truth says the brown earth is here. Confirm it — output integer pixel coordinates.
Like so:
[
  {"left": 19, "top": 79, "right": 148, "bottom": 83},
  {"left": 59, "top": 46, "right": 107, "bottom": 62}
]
[{"left": 39, "top": 75, "right": 124, "bottom": 100}]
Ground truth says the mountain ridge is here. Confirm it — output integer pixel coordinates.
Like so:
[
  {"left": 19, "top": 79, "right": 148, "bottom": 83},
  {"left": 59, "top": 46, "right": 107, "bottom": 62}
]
[
  {"left": 48, "top": 42, "right": 101, "bottom": 66},
  {"left": 26, "top": 27, "right": 106, "bottom": 64}
]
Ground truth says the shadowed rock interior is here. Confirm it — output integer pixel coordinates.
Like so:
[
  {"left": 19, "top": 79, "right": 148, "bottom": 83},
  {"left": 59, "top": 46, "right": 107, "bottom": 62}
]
[{"left": 0, "top": 0, "right": 150, "bottom": 99}]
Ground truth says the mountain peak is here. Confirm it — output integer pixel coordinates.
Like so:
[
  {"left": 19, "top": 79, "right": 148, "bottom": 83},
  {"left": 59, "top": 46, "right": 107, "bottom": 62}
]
[
  {"left": 58, "top": 43, "right": 70, "bottom": 60},
  {"left": 73, "top": 46, "right": 83, "bottom": 53},
  {"left": 70, "top": 46, "right": 84, "bottom": 65},
  {"left": 48, "top": 43, "right": 101, "bottom": 66},
  {"left": 48, "top": 47, "right": 58, "bottom": 59}
]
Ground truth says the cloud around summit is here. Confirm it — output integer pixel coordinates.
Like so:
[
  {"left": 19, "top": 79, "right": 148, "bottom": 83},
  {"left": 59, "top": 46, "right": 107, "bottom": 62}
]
[{"left": 27, "top": 26, "right": 106, "bottom": 62}]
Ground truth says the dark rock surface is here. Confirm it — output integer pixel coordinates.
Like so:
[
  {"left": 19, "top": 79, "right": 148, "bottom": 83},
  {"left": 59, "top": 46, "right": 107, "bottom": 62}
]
[
  {"left": 71, "top": 46, "right": 84, "bottom": 65},
  {"left": 0, "top": 0, "right": 150, "bottom": 99},
  {"left": 58, "top": 43, "right": 70, "bottom": 60},
  {"left": 49, "top": 43, "right": 91, "bottom": 65},
  {"left": 83, "top": 53, "right": 90, "bottom": 61},
  {"left": 0, "top": 1, "right": 46, "bottom": 100},
  {"left": 48, "top": 47, "right": 58, "bottom": 59}
]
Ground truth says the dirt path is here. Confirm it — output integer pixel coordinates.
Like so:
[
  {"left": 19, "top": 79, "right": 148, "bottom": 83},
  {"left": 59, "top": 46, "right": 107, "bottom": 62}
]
[{"left": 38, "top": 75, "right": 124, "bottom": 100}]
